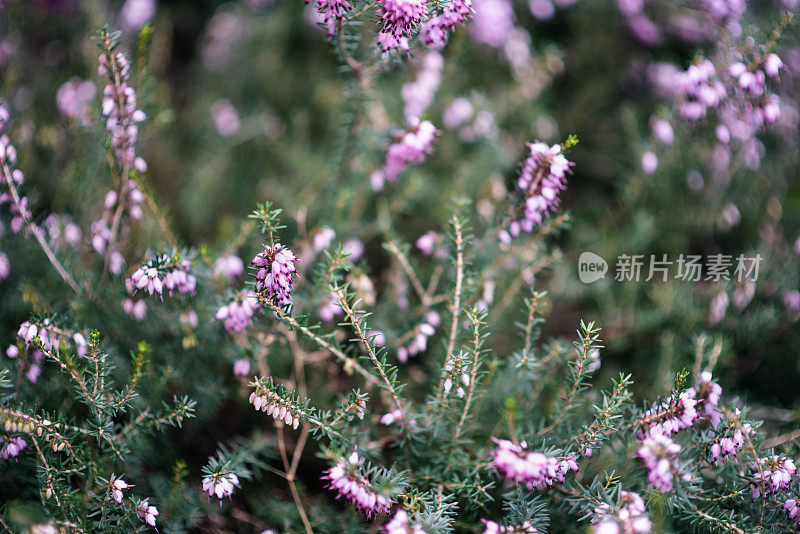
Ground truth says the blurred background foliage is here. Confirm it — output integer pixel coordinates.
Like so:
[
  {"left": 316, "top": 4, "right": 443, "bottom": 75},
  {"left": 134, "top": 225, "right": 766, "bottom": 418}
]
[{"left": 1, "top": 0, "right": 800, "bottom": 529}]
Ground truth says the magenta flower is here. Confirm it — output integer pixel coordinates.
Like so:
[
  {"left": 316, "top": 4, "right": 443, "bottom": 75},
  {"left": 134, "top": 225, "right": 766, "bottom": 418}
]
[
  {"left": 214, "top": 254, "right": 245, "bottom": 279},
  {"left": 500, "top": 141, "right": 573, "bottom": 242},
  {"left": 378, "top": 0, "right": 427, "bottom": 51},
  {"left": 56, "top": 77, "right": 96, "bottom": 125},
  {"left": 481, "top": 519, "right": 538, "bottom": 533},
  {"left": 252, "top": 244, "right": 297, "bottom": 308},
  {"left": 750, "top": 455, "right": 797, "bottom": 499},
  {"left": 202, "top": 472, "right": 240, "bottom": 501},
  {"left": 110, "top": 478, "right": 133, "bottom": 504},
  {"left": 323, "top": 450, "right": 393, "bottom": 518},
  {"left": 382, "top": 118, "right": 439, "bottom": 184},
  {"left": 215, "top": 292, "right": 259, "bottom": 333},
  {"left": 136, "top": 499, "right": 159, "bottom": 528},
  {"left": 385, "top": 509, "right": 430, "bottom": 533},
  {"left": 0, "top": 436, "right": 27, "bottom": 460},
  {"left": 249, "top": 387, "right": 302, "bottom": 429},
  {"left": 591, "top": 491, "right": 651, "bottom": 534},
  {"left": 491, "top": 438, "right": 577, "bottom": 490},
  {"left": 310, "top": 0, "right": 353, "bottom": 36},
  {"left": 636, "top": 432, "right": 681, "bottom": 492}
]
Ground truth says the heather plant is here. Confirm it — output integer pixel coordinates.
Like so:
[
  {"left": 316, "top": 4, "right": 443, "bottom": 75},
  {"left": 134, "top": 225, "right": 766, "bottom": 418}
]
[{"left": 1, "top": 1, "right": 800, "bottom": 533}]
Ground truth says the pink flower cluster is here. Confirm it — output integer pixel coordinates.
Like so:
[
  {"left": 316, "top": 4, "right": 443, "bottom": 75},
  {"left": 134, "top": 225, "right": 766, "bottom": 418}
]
[
  {"left": 500, "top": 141, "right": 572, "bottom": 242},
  {"left": 214, "top": 254, "right": 245, "bottom": 279},
  {"left": 641, "top": 388, "right": 698, "bottom": 436},
  {"left": 215, "top": 292, "right": 259, "bottom": 333},
  {"left": 323, "top": 451, "right": 393, "bottom": 518},
  {"left": 398, "top": 311, "right": 440, "bottom": 363},
  {"left": 385, "top": 510, "right": 429, "bottom": 533},
  {"left": 249, "top": 386, "right": 302, "bottom": 429},
  {"left": 591, "top": 491, "right": 651, "bottom": 534},
  {"left": 0, "top": 104, "right": 27, "bottom": 246},
  {"left": 128, "top": 255, "right": 197, "bottom": 298},
  {"left": 202, "top": 472, "right": 240, "bottom": 501},
  {"left": 481, "top": 520, "right": 538, "bottom": 533},
  {"left": 491, "top": 438, "right": 578, "bottom": 490},
  {"left": 17, "top": 320, "right": 87, "bottom": 356},
  {"left": 98, "top": 40, "right": 147, "bottom": 173},
  {"left": 785, "top": 499, "right": 800, "bottom": 526},
  {"left": 377, "top": 0, "right": 428, "bottom": 51},
  {"left": 750, "top": 455, "right": 797, "bottom": 499},
  {"left": 401, "top": 51, "right": 443, "bottom": 120},
  {"left": 0, "top": 436, "right": 27, "bottom": 460},
  {"left": 110, "top": 478, "right": 133, "bottom": 503},
  {"left": 420, "top": 0, "right": 473, "bottom": 49},
  {"left": 136, "top": 499, "right": 159, "bottom": 529},
  {"left": 309, "top": 0, "right": 353, "bottom": 36},
  {"left": 636, "top": 432, "right": 681, "bottom": 492},
  {"left": 56, "top": 77, "right": 96, "bottom": 126},
  {"left": 252, "top": 244, "right": 297, "bottom": 308},
  {"left": 376, "top": 118, "right": 438, "bottom": 187},
  {"left": 708, "top": 423, "right": 752, "bottom": 464}
]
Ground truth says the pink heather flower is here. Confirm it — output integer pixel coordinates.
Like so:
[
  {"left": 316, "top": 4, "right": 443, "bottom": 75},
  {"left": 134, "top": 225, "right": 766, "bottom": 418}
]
[
  {"left": 0, "top": 252, "right": 9, "bottom": 279},
  {"left": 202, "top": 472, "right": 240, "bottom": 501},
  {"left": 26, "top": 363, "right": 41, "bottom": 384},
  {"left": 708, "top": 423, "right": 752, "bottom": 464},
  {"left": 180, "top": 310, "right": 198, "bottom": 328},
  {"left": 481, "top": 519, "right": 538, "bottom": 533},
  {"left": 783, "top": 290, "right": 800, "bottom": 318},
  {"left": 491, "top": 438, "right": 577, "bottom": 490},
  {"left": 215, "top": 254, "right": 245, "bottom": 279},
  {"left": 98, "top": 37, "right": 148, "bottom": 174},
  {"left": 443, "top": 97, "right": 474, "bottom": 130},
  {"left": 641, "top": 151, "right": 658, "bottom": 175},
  {"left": 215, "top": 292, "right": 259, "bottom": 333},
  {"left": 695, "top": 371, "right": 722, "bottom": 426},
  {"left": 469, "top": 0, "right": 515, "bottom": 48},
  {"left": 249, "top": 387, "right": 302, "bottom": 429},
  {"left": 647, "top": 118, "right": 675, "bottom": 144},
  {"left": 764, "top": 54, "right": 783, "bottom": 78},
  {"left": 785, "top": 499, "right": 800, "bottom": 525},
  {"left": 529, "top": 0, "right": 554, "bottom": 19},
  {"left": 233, "top": 358, "right": 251, "bottom": 377},
  {"left": 383, "top": 118, "right": 439, "bottom": 183},
  {"left": 0, "top": 436, "right": 27, "bottom": 460},
  {"left": 310, "top": 0, "right": 353, "bottom": 36},
  {"left": 252, "top": 244, "right": 297, "bottom": 308},
  {"left": 643, "top": 388, "right": 698, "bottom": 436},
  {"left": 708, "top": 290, "right": 729, "bottom": 324},
  {"left": 120, "top": 0, "right": 156, "bottom": 29},
  {"left": 313, "top": 227, "right": 336, "bottom": 253},
  {"left": 131, "top": 266, "right": 163, "bottom": 296},
  {"left": 56, "top": 77, "right": 96, "bottom": 125},
  {"left": 402, "top": 51, "right": 443, "bottom": 120},
  {"left": 136, "top": 499, "right": 159, "bottom": 528},
  {"left": 637, "top": 432, "right": 681, "bottom": 492},
  {"left": 385, "top": 509, "right": 430, "bottom": 533},
  {"left": 343, "top": 238, "right": 364, "bottom": 262},
  {"left": 123, "top": 298, "right": 147, "bottom": 320},
  {"left": 415, "top": 231, "right": 438, "bottom": 256},
  {"left": 111, "top": 478, "right": 133, "bottom": 504},
  {"left": 751, "top": 456, "right": 797, "bottom": 499},
  {"left": 6, "top": 345, "right": 19, "bottom": 358},
  {"left": 130, "top": 256, "right": 196, "bottom": 298},
  {"left": 378, "top": 0, "right": 428, "bottom": 51},
  {"left": 500, "top": 141, "right": 572, "bottom": 242},
  {"left": 319, "top": 291, "right": 343, "bottom": 322},
  {"left": 592, "top": 491, "right": 651, "bottom": 534},
  {"left": 420, "top": 0, "right": 473, "bottom": 48},
  {"left": 323, "top": 451, "right": 393, "bottom": 518},
  {"left": 211, "top": 99, "right": 241, "bottom": 137}
]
